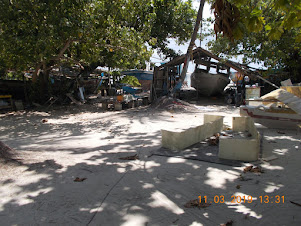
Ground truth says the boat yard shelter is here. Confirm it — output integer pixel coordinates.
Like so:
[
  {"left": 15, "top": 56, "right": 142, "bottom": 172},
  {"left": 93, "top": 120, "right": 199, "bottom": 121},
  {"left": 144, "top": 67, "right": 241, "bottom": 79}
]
[{"left": 151, "top": 47, "right": 273, "bottom": 101}]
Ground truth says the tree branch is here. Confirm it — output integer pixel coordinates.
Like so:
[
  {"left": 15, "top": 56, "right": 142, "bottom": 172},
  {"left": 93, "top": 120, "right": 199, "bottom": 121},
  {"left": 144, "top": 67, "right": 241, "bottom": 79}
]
[
  {"left": 55, "top": 39, "right": 73, "bottom": 62},
  {"left": 32, "top": 40, "right": 73, "bottom": 82}
]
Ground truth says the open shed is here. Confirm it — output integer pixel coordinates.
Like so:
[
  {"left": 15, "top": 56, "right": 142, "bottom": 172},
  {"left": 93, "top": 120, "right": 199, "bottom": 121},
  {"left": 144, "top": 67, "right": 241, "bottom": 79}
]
[{"left": 151, "top": 47, "right": 261, "bottom": 101}]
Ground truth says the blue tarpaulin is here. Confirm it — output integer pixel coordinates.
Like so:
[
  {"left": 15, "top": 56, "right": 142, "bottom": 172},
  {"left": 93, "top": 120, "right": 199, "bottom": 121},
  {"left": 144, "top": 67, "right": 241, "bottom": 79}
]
[{"left": 121, "top": 70, "right": 153, "bottom": 80}]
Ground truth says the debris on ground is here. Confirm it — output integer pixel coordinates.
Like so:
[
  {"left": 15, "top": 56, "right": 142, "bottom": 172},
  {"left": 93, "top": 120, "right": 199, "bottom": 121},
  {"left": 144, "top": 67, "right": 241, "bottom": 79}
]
[
  {"left": 119, "top": 154, "right": 139, "bottom": 160},
  {"left": 42, "top": 119, "right": 48, "bottom": 123},
  {"left": 262, "top": 155, "right": 278, "bottom": 162},
  {"left": 290, "top": 201, "right": 301, "bottom": 207},
  {"left": 239, "top": 174, "right": 253, "bottom": 181},
  {"left": 236, "top": 185, "right": 241, "bottom": 189},
  {"left": 220, "top": 220, "right": 233, "bottom": 226},
  {"left": 243, "top": 165, "right": 263, "bottom": 173},
  {"left": 184, "top": 199, "right": 211, "bottom": 208},
  {"left": 208, "top": 133, "right": 220, "bottom": 146},
  {"left": 244, "top": 213, "right": 250, "bottom": 219},
  {"left": 243, "top": 165, "right": 253, "bottom": 173},
  {"left": 0, "top": 141, "right": 17, "bottom": 160},
  {"left": 172, "top": 219, "right": 179, "bottom": 224},
  {"left": 251, "top": 166, "right": 263, "bottom": 173},
  {"left": 74, "top": 177, "right": 87, "bottom": 182},
  {"left": 66, "top": 93, "right": 83, "bottom": 105},
  {"left": 277, "top": 131, "right": 286, "bottom": 134},
  {"left": 220, "top": 131, "right": 230, "bottom": 136},
  {"left": 220, "top": 130, "right": 253, "bottom": 140}
]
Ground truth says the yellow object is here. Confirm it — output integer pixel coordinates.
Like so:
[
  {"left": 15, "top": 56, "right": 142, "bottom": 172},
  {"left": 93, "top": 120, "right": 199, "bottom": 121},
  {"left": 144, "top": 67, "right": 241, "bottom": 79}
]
[
  {"left": 117, "top": 95, "right": 124, "bottom": 102},
  {"left": 230, "top": 72, "right": 243, "bottom": 83},
  {"left": 0, "top": 95, "right": 12, "bottom": 98},
  {"left": 281, "top": 86, "right": 301, "bottom": 98}
]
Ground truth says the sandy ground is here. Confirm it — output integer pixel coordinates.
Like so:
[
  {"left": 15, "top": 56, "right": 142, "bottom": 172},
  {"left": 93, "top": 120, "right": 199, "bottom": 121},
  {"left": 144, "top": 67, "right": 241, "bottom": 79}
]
[{"left": 0, "top": 97, "right": 300, "bottom": 226}]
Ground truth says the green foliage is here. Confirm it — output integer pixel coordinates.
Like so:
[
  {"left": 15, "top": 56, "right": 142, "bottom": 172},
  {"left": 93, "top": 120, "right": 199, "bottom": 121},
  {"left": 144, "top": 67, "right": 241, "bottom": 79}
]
[
  {"left": 0, "top": 0, "right": 90, "bottom": 71},
  {"left": 120, "top": 75, "right": 141, "bottom": 87},
  {"left": 208, "top": 0, "right": 301, "bottom": 80},
  {"left": 0, "top": 0, "right": 197, "bottom": 75},
  {"left": 148, "top": 0, "right": 196, "bottom": 58},
  {"left": 229, "top": 0, "right": 301, "bottom": 40},
  {"left": 208, "top": 0, "right": 300, "bottom": 40},
  {"left": 3, "top": 71, "right": 23, "bottom": 80}
]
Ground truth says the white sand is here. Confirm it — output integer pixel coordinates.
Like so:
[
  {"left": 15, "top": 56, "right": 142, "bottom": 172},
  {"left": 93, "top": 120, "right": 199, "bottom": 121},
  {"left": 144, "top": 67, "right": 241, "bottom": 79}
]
[{"left": 0, "top": 100, "right": 300, "bottom": 225}]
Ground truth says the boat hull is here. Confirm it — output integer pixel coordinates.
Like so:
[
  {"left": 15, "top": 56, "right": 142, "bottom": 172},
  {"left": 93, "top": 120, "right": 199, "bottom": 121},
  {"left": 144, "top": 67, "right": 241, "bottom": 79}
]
[
  {"left": 240, "top": 105, "right": 301, "bottom": 129},
  {"left": 191, "top": 71, "right": 230, "bottom": 96}
]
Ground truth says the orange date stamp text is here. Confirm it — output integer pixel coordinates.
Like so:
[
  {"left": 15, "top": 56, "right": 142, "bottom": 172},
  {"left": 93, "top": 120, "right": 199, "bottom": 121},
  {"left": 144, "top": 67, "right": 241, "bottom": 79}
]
[{"left": 198, "top": 195, "right": 285, "bottom": 204}]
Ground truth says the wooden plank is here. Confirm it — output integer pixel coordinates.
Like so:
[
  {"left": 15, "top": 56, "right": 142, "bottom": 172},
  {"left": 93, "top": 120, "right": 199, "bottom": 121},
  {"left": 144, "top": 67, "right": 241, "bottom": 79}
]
[
  {"left": 262, "top": 89, "right": 301, "bottom": 115},
  {"left": 0, "top": 95, "right": 12, "bottom": 98},
  {"left": 66, "top": 93, "right": 82, "bottom": 105}
]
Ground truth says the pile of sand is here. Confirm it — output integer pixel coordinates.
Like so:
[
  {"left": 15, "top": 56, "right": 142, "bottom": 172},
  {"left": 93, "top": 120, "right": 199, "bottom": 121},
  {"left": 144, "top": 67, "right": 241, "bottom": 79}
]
[{"left": 151, "top": 96, "right": 197, "bottom": 111}]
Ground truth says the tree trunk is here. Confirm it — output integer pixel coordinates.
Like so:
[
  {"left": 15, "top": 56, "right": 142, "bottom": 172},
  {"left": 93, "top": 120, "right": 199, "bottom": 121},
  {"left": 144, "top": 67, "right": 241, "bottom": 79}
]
[
  {"left": 38, "top": 63, "right": 50, "bottom": 103},
  {"left": 172, "top": 0, "right": 205, "bottom": 94},
  {"left": 32, "top": 63, "right": 42, "bottom": 83}
]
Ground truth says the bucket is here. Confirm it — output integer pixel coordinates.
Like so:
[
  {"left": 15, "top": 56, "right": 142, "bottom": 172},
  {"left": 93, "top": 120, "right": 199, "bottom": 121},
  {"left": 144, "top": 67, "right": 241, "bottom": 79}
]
[{"left": 117, "top": 95, "right": 124, "bottom": 102}]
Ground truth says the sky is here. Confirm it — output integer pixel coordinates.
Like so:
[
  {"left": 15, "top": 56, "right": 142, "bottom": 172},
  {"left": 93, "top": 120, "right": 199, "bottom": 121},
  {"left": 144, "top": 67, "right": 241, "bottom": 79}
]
[
  {"left": 150, "top": 0, "right": 266, "bottom": 74},
  {"left": 150, "top": 1, "right": 213, "bottom": 73}
]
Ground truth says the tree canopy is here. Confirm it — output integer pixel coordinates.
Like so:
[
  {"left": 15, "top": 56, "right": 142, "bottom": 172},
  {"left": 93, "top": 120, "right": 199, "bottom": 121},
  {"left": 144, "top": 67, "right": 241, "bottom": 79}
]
[
  {"left": 207, "top": 0, "right": 301, "bottom": 81},
  {"left": 0, "top": 0, "right": 196, "bottom": 77}
]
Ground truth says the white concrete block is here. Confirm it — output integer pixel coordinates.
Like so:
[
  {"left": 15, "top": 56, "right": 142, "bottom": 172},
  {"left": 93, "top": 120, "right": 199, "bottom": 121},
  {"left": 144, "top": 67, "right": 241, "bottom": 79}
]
[
  {"left": 219, "top": 116, "right": 260, "bottom": 161},
  {"left": 161, "top": 115, "right": 224, "bottom": 151},
  {"left": 219, "top": 137, "right": 259, "bottom": 161}
]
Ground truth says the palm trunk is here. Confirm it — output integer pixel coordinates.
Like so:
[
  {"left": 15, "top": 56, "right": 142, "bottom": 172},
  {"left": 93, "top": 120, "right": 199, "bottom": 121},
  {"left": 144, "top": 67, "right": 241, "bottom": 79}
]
[{"left": 172, "top": 0, "right": 205, "bottom": 93}]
